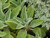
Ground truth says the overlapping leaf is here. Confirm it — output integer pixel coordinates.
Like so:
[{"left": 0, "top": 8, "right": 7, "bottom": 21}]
[
  {"left": 30, "top": 19, "right": 43, "bottom": 28},
  {"left": 16, "top": 30, "right": 27, "bottom": 38},
  {"left": 11, "top": 6, "right": 21, "bottom": 18}
]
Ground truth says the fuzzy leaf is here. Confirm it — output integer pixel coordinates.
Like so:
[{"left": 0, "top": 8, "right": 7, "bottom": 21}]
[
  {"left": 0, "top": 31, "right": 6, "bottom": 37},
  {"left": 21, "top": 6, "right": 27, "bottom": 20},
  {"left": 3, "top": 3, "right": 10, "bottom": 10},
  {"left": 27, "top": 34, "right": 34, "bottom": 38},
  {"left": 27, "top": 5, "right": 34, "bottom": 18},
  {"left": 11, "top": 6, "right": 21, "bottom": 18},
  {"left": 5, "top": 9, "right": 11, "bottom": 20},
  {"left": 16, "top": 30, "right": 27, "bottom": 38},
  {"left": 0, "top": 1, "right": 4, "bottom": 20},
  {"left": 2, "top": 29, "right": 14, "bottom": 38},
  {"left": 30, "top": 19, "right": 43, "bottom": 28},
  {"left": 5, "top": 19, "right": 24, "bottom": 29},
  {"left": 33, "top": 28, "right": 47, "bottom": 38},
  {"left": 13, "top": 17, "right": 25, "bottom": 24},
  {"left": 0, "top": 20, "right": 7, "bottom": 29}
]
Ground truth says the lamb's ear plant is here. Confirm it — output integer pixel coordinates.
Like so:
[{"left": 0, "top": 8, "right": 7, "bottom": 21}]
[
  {"left": 0, "top": 0, "right": 21, "bottom": 38},
  {"left": 4, "top": 6, "right": 47, "bottom": 38}
]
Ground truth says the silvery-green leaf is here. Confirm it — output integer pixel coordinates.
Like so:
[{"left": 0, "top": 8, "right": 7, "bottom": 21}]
[
  {"left": 2, "top": 29, "right": 14, "bottom": 38},
  {"left": 30, "top": 19, "right": 43, "bottom": 28},
  {"left": 3, "top": 3, "right": 10, "bottom": 10},
  {"left": 21, "top": 6, "right": 27, "bottom": 20},
  {"left": 16, "top": 30, "right": 27, "bottom": 38},
  {"left": 0, "top": 20, "right": 7, "bottom": 29},
  {"left": 11, "top": 6, "right": 21, "bottom": 18},
  {"left": 25, "top": 18, "right": 33, "bottom": 26},
  {"left": 13, "top": 17, "right": 25, "bottom": 24},
  {"left": 0, "top": 31, "right": 7, "bottom": 37},
  {"left": 5, "top": 19, "right": 24, "bottom": 29},
  {"left": 33, "top": 28, "right": 47, "bottom": 38},
  {"left": 27, "top": 5, "right": 34, "bottom": 18},
  {"left": 0, "top": 1, "right": 4, "bottom": 20},
  {"left": 27, "top": 34, "right": 34, "bottom": 38},
  {"left": 5, "top": 9, "right": 11, "bottom": 20}
]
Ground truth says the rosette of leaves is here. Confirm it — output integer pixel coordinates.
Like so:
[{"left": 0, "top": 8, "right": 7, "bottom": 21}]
[
  {"left": 34, "top": 0, "right": 50, "bottom": 30},
  {"left": 5, "top": 5, "right": 47, "bottom": 38},
  {"left": 0, "top": 0, "right": 21, "bottom": 38}
]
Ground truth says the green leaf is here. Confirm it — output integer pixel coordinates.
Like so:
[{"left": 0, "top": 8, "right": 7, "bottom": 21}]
[
  {"left": 0, "top": 1, "right": 4, "bottom": 20},
  {"left": 25, "top": 18, "right": 33, "bottom": 26},
  {"left": 16, "top": 30, "right": 27, "bottom": 38},
  {"left": 1, "top": 0, "right": 7, "bottom": 3},
  {"left": 27, "top": 5, "right": 34, "bottom": 18},
  {"left": 13, "top": 17, "right": 25, "bottom": 24},
  {"left": 3, "top": 3, "right": 10, "bottom": 10},
  {"left": 0, "top": 20, "right": 7, "bottom": 29},
  {"left": 2, "top": 34, "right": 14, "bottom": 38},
  {"left": 2, "top": 29, "right": 14, "bottom": 38},
  {"left": 0, "top": 31, "right": 6, "bottom": 37},
  {"left": 27, "top": 34, "right": 34, "bottom": 38},
  {"left": 33, "top": 28, "right": 47, "bottom": 38},
  {"left": 30, "top": 19, "right": 43, "bottom": 28},
  {"left": 21, "top": 6, "right": 27, "bottom": 20},
  {"left": 5, "top": 19, "right": 24, "bottom": 29},
  {"left": 11, "top": 6, "right": 21, "bottom": 18},
  {"left": 5, "top": 9, "right": 11, "bottom": 20}
]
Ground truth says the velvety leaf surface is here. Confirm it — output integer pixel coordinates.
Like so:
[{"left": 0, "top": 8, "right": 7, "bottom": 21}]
[
  {"left": 27, "top": 5, "right": 34, "bottom": 18},
  {"left": 5, "top": 19, "right": 24, "bottom": 29},
  {"left": 33, "top": 28, "right": 47, "bottom": 38},
  {"left": 0, "top": 31, "right": 6, "bottom": 37},
  {"left": 16, "top": 30, "right": 27, "bottom": 38},
  {"left": 27, "top": 34, "right": 34, "bottom": 38},
  {"left": 2, "top": 29, "right": 14, "bottom": 38},
  {"left": 0, "top": 20, "right": 7, "bottom": 29},
  {"left": 0, "top": 1, "right": 4, "bottom": 20},
  {"left": 4, "top": 9, "right": 11, "bottom": 20},
  {"left": 30, "top": 19, "right": 43, "bottom": 28},
  {"left": 21, "top": 6, "right": 27, "bottom": 20},
  {"left": 11, "top": 6, "right": 21, "bottom": 18}
]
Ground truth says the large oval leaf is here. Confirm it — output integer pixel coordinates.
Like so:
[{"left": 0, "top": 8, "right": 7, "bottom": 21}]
[
  {"left": 0, "top": 31, "right": 6, "bottom": 37},
  {"left": 16, "top": 30, "right": 27, "bottom": 38},
  {"left": 33, "top": 28, "right": 47, "bottom": 38},
  {"left": 27, "top": 5, "right": 34, "bottom": 18},
  {"left": 4, "top": 9, "right": 11, "bottom": 20},
  {"left": 30, "top": 19, "right": 43, "bottom": 28},
  {"left": 5, "top": 19, "right": 24, "bottom": 29},
  {"left": 11, "top": 6, "right": 21, "bottom": 18},
  {"left": 21, "top": 6, "right": 27, "bottom": 20}
]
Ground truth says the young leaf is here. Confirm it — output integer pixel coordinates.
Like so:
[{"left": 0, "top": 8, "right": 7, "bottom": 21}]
[
  {"left": 0, "top": 1, "right": 4, "bottom": 20},
  {"left": 16, "top": 30, "right": 27, "bottom": 38},
  {"left": 30, "top": 19, "right": 43, "bottom": 28},
  {"left": 27, "top": 34, "right": 34, "bottom": 38},
  {"left": 21, "top": 6, "right": 27, "bottom": 20},
  {"left": 5, "top": 9, "right": 11, "bottom": 20},
  {"left": 27, "top": 5, "right": 34, "bottom": 18},
  {"left": 0, "top": 31, "right": 6, "bottom": 37},
  {"left": 11, "top": 6, "right": 21, "bottom": 18},
  {"left": 5, "top": 19, "right": 24, "bottom": 29}
]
